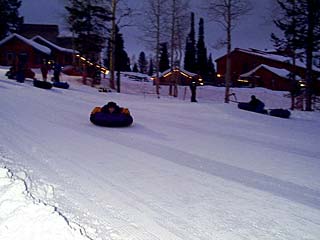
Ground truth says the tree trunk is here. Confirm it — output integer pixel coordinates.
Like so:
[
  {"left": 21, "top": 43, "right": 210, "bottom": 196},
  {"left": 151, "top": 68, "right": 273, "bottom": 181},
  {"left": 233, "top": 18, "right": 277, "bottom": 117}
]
[
  {"left": 224, "top": 0, "right": 232, "bottom": 103},
  {"left": 171, "top": 0, "right": 178, "bottom": 97},
  {"left": 109, "top": 0, "right": 116, "bottom": 89},
  {"left": 155, "top": 0, "right": 161, "bottom": 97},
  {"left": 305, "top": 1, "right": 315, "bottom": 111},
  {"left": 116, "top": 70, "right": 120, "bottom": 93}
]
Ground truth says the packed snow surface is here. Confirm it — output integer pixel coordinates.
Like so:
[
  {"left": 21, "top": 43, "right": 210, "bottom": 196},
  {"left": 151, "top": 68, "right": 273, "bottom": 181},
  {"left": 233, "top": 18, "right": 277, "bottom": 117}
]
[{"left": 0, "top": 67, "right": 320, "bottom": 240}]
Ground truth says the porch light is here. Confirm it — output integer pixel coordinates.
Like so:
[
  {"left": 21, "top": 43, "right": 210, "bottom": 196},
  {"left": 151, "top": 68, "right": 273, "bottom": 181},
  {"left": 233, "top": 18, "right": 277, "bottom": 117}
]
[
  {"left": 237, "top": 79, "right": 249, "bottom": 83},
  {"left": 299, "top": 81, "right": 306, "bottom": 87}
]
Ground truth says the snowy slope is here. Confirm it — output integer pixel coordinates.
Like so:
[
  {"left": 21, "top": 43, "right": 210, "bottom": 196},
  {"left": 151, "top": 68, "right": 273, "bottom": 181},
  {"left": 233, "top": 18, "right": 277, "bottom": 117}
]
[{"left": 0, "top": 68, "right": 320, "bottom": 240}]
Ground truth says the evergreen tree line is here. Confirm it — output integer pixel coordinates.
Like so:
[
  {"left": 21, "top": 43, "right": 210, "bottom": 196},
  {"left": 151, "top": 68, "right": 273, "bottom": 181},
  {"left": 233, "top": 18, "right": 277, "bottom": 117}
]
[
  {"left": 271, "top": 0, "right": 320, "bottom": 111},
  {"left": 183, "top": 13, "right": 215, "bottom": 83},
  {"left": 104, "top": 12, "right": 215, "bottom": 84}
]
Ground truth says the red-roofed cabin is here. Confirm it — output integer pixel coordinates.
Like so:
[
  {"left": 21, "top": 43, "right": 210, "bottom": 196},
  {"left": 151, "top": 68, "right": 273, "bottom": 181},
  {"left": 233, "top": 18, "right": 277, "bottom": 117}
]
[
  {"left": 215, "top": 48, "right": 320, "bottom": 93},
  {"left": 31, "top": 35, "right": 76, "bottom": 66},
  {"left": 0, "top": 34, "right": 50, "bottom": 68}
]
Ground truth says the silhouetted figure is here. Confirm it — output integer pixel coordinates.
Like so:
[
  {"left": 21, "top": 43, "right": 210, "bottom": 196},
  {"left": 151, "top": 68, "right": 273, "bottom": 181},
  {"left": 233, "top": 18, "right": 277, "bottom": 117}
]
[
  {"left": 248, "top": 95, "right": 265, "bottom": 112},
  {"left": 16, "top": 61, "right": 25, "bottom": 83},
  {"left": 53, "top": 62, "right": 61, "bottom": 82},
  {"left": 190, "top": 81, "right": 197, "bottom": 102},
  {"left": 40, "top": 60, "right": 49, "bottom": 81}
]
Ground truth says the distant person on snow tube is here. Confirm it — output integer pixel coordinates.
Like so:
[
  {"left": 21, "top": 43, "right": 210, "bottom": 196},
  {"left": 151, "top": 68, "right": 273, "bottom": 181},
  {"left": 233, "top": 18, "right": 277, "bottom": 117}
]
[
  {"left": 90, "top": 101, "right": 133, "bottom": 127},
  {"left": 238, "top": 95, "right": 267, "bottom": 114},
  {"left": 248, "top": 95, "right": 265, "bottom": 113},
  {"left": 101, "top": 101, "right": 122, "bottom": 114}
]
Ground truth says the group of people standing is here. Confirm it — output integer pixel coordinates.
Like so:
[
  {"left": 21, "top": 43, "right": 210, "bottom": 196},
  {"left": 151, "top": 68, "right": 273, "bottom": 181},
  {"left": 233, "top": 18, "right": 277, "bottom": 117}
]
[
  {"left": 40, "top": 60, "right": 62, "bottom": 82},
  {"left": 7, "top": 59, "right": 62, "bottom": 83}
]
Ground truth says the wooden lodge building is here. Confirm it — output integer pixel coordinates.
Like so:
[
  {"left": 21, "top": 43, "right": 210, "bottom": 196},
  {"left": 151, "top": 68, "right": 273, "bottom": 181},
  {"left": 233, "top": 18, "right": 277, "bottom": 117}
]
[
  {"left": 0, "top": 33, "right": 51, "bottom": 68},
  {"left": 215, "top": 48, "right": 320, "bottom": 94},
  {"left": 31, "top": 35, "right": 75, "bottom": 66},
  {"left": 0, "top": 24, "right": 76, "bottom": 68}
]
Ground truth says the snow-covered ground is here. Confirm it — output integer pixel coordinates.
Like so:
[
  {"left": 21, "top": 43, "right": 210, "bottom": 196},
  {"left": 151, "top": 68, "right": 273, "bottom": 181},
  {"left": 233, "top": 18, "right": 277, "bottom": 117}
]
[{"left": 0, "top": 67, "right": 320, "bottom": 240}]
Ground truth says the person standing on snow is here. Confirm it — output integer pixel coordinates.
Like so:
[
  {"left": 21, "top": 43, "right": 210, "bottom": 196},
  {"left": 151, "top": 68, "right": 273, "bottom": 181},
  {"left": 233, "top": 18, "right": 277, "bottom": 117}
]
[
  {"left": 190, "top": 81, "right": 197, "bottom": 102},
  {"left": 53, "top": 62, "right": 62, "bottom": 82},
  {"left": 40, "top": 59, "right": 48, "bottom": 81}
]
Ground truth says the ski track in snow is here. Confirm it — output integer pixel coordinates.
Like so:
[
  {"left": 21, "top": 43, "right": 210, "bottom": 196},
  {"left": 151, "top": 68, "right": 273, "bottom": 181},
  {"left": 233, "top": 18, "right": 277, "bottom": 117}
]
[{"left": 1, "top": 74, "right": 320, "bottom": 240}]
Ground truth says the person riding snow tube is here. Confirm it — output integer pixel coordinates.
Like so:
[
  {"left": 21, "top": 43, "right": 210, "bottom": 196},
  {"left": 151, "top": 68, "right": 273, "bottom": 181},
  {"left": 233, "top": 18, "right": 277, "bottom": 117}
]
[
  {"left": 90, "top": 102, "right": 133, "bottom": 127},
  {"left": 238, "top": 95, "right": 267, "bottom": 114}
]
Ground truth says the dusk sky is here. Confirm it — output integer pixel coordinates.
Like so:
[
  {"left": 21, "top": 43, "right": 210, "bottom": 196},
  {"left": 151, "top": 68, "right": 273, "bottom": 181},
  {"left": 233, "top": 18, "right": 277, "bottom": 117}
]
[{"left": 20, "top": 0, "right": 279, "bottom": 60}]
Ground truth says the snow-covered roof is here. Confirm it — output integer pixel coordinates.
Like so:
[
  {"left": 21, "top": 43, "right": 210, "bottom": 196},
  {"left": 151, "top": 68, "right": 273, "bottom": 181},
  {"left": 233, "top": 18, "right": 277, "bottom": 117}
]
[
  {"left": 31, "top": 35, "right": 77, "bottom": 53},
  {"left": 157, "top": 67, "right": 198, "bottom": 78},
  {"left": 0, "top": 33, "right": 51, "bottom": 55},
  {"left": 216, "top": 48, "right": 320, "bottom": 72},
  {"left": 240, "top": 64, "right": 302, "bottom": 80}
]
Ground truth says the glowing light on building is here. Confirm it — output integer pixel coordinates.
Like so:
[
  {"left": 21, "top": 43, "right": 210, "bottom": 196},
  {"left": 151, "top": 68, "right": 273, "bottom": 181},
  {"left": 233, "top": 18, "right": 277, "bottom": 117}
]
[{"left": 237, "top": 79, "right": 249, "bottom": 83}]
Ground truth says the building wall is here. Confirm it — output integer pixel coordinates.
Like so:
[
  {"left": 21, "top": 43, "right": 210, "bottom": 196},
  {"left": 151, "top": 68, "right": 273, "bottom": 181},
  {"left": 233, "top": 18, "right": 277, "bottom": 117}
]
[
  {"left": 215, "top": 49, "right": 319, "bottom": 92},
  {"left": 0, "top": 38, "right": 48, "bottom": 68},
  {"left": 32, "top": 38, "right": 74, "bottom": 66},
  {"left": 216, "top": 50, "right": 306, "bottom": 82},
  {"left": 253, "top": 68, "right": 290, "bottom": 91}
]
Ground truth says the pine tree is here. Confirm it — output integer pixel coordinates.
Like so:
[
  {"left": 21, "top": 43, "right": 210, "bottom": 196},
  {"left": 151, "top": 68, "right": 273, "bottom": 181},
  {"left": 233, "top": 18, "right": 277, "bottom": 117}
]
[
  {"left": 184, "top": 12, "right": 196, "bottom": 73},
  {"left": 123, "top": 54, "right": 131, "bottom": 72},
  {"left": 301, "top": 0, "right": 320, "bottom": 111},
  {"left": 138, "top": 51, "right": 148, "bottom": 74},
  {"left": 271, "top": 0, "right": 302, "bottom": 110},
  {"left": 272, "top": 0, "right": 320, "bottom": 111},
  {"left": 207, "top": 53, "right": 216, "bottom": 84},
  {"left": 0, "top": 0, "right": 23, "bottom": 39},
  {"left": 196, "top": 18, "right": 208, "bottom": 78},
  {"left": 159, "top": 42, "right": 170, "bottom": 72},
  {"left": 105, "top": 34, "right": 130, "bottom": 72},
  {"left": 132, "top": 63, "right": 139, "bottom": 72},
  {"left": 113, "top": 25, "right": 130, "bottom": 71},
  {"left": 148, "top": 58, "right": 154, "bottom": 76},
  {"left": 65, "top": 0, "right": 111, "bottom": 61},
  {"left": 271, "top": 0, "right": 302, "bottom": 53}
]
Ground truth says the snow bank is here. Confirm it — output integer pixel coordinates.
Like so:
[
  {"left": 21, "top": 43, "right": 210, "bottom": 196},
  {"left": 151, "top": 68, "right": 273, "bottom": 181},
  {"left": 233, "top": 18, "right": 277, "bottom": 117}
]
[{"left": 0, "top": 167, "right": 90, "bottom": 240}]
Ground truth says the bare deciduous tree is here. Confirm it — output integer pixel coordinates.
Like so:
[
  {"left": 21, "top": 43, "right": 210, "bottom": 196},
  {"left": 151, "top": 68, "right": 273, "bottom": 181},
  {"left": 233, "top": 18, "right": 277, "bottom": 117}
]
[
  {"left": 204, "top": 0, "right": 252, "bottom": 103},
  {"left": 109, "top": 0, "right": 134, "bottom": 90},
  {"left": 139, "top": 0, "right": 170, "bottom": 97},
  {"left": 167, "top": 0, "right": 190, "bottom": 97}
]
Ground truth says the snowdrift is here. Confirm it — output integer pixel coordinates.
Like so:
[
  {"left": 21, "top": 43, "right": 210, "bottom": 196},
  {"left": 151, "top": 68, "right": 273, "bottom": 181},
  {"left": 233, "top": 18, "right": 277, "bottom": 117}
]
[{"left": 0, "top": 167, "right": 90, "bottom": 240}]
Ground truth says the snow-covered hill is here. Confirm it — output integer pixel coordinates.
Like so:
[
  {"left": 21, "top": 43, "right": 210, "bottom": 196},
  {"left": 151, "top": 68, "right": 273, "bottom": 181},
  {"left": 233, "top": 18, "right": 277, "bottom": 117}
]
[{"left": 1, "top": 68, "right": 320, "bottom": 240}]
